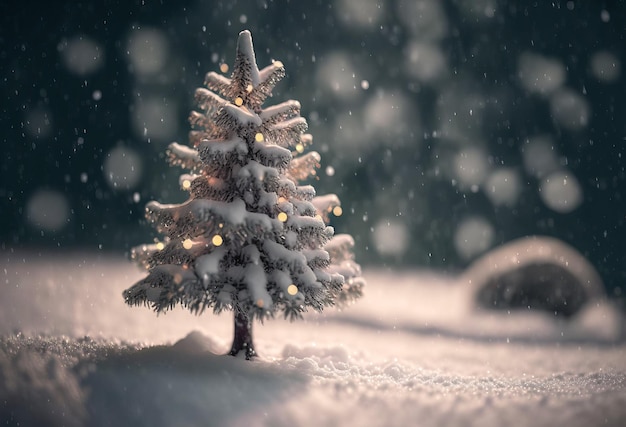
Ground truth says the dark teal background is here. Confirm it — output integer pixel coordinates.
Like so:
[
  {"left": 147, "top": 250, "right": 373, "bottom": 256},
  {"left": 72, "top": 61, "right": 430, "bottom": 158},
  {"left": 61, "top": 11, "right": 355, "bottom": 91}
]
[{"left": 1, "top": 0, "right": 624, "bottom": 299}]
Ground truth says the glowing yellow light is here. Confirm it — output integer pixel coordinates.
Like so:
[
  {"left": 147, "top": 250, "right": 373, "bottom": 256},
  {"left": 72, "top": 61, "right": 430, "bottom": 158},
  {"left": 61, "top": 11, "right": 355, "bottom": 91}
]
[
  {"left": 255, "top": 133, "right": 264, "bottom": 142},
  {"left": 182, "top": 239, "right": 193, "bottom": 250},
  {"left": 287, "top": 284, "right": 298, "bottom": 296},
  {"left": 256, "top": 299, "right": 264, "bottom": 308},
  {"left": 212, "top": 235, "right": 223, "bottom": 246},
  {"left": 219, "top": 63, "right": 229, "bottom": 73},
  {"left": 295, "top": 143, "right": 304, "bottom": 153},
  {"left": 273, "top": 60, "right": 284, "bottom": 69},
  {"left": 277, "top": 212, "right": 288, "bottom": 222},
  {"left": 182, "top": 179, "right": 191, "bottom": 190},
  {"left": 246, "top": 84, "right": 253, "bottom": 93},
  {"left": 155, "top": 242, "right": 165, "bottom": 251},
  {"left": 333, "top": 206, "right": 343, "bottom": 217},
  {"left": 234, "top": 97, "right": 244, "bottom": 106}
]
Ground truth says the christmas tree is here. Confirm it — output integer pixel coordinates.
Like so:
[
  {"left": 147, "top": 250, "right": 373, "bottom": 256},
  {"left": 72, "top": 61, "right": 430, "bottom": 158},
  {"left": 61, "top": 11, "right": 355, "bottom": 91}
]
[{"left": 124, "top": 30, "right": 364, "bottom": 359}]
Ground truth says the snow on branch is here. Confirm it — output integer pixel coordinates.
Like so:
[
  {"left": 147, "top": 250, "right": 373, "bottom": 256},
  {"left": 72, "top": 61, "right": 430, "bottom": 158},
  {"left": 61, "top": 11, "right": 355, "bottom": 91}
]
[
  {"left": 198, "top": 137, "right": 249, "bottom": 177},
  {"left": 252, "top": 140, "right": 292, "bottom": 171},
  {"left": 167, "top": 142, "right": 202, "bottom": 171},
  {"left": 204, "top": 71, "right": 231, "bottom": 98},
  {"left": 249, "top": 61, "right": 286, "bottom": 108},
  {"left": 265, "top": 117, "right": 309, "bottom": 148},
  {"left": 260, "top": 100, "right": 302, "bottom": 125},
  {"left": 325, "top": 234, "right": 356, "bottom": 262},
  {"left": 195, "top": 88, "right": 228, "bottom": 112},
  {"left": 287, "top": 151, "right": 321, "bottom": 182},
  {"left": 312, "top": 194, "right": 341, "bottom": 222}
]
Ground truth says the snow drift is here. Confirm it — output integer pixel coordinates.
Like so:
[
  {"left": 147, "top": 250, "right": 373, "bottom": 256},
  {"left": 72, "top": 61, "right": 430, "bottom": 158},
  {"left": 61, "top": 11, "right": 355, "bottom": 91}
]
[{"left": 1, "top": 249, "right": 625, "bottom": 426}]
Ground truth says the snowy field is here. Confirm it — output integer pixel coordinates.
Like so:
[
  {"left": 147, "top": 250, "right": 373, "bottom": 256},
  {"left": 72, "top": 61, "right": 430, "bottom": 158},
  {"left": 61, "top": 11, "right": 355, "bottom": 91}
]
[{"left": 1, "top": 249, "right": 625, "bottom": 427}]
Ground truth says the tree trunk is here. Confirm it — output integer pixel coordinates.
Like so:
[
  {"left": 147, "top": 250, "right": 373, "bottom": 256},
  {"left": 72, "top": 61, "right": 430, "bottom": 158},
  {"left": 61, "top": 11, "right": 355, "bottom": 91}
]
[{"left": 229, "top": 310, "right": 256, "bottom": 360}]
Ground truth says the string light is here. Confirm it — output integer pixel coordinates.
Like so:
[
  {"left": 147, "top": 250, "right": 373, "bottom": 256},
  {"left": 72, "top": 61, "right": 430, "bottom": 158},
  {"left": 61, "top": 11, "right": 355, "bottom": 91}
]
[
  {"left": 277, "top": 212, "right": 288, "bottom": 222},
  {"left": 182, "top": 179, "right": 191, "bottom": 190},
  {"left": 255, "top": 133, "right": 264, "bottom": 142},
  {"left": 212, "top": 235, "right": 223, "bottom": 246},
  {"left": 333, "top": 206, "right": 343, "bottom": 217},
  {"left": 246, "top": 84, "right": 253, "bottom": 93},
  {"left": 156, "top": 242, "right": 165, "bottom": 251},
  {"left": 295, "top": 143, "right": 304, "bottom": 153},
  {"left": 182, "top": 239, "right": 193, "bottom": 250},
  {"left": 220, "top": 63, "right": 229, "bottom": 73},
  {"left": 234, "top": 97, "right": 244, "bottom": 106},
  {"left": 287, "top": 284, "right": 298, "bottom": 296}
]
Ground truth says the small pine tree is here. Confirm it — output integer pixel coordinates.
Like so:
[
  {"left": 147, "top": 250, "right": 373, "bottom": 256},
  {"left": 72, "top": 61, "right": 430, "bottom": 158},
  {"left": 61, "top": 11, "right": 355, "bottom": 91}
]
[{"left": 124, "top": 30, "right": 364, "bottom": 359}]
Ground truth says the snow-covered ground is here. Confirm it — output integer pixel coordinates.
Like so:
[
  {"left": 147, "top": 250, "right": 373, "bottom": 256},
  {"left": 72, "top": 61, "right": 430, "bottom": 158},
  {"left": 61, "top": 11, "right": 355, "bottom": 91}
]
[{"left": 1, "top": 250, "right": 625, "bottom": 426}]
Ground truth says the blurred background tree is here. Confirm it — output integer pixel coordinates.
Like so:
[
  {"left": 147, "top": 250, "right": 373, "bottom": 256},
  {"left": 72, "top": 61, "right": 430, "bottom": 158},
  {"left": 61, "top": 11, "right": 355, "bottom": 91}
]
[{"left": 1, "top": 0, "right": 624, "bottom": 299}]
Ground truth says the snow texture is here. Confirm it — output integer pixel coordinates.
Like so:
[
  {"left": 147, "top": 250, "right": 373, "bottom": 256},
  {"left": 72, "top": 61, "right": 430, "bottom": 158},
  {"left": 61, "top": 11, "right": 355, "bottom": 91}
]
[{"left": 1, "top": 250, "right": 624, "bottom": 427}]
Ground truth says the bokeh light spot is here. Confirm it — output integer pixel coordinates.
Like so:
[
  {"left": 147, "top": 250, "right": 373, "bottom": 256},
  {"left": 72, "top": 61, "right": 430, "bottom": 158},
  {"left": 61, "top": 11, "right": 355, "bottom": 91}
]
[
  {"left": 126, "top": 28, "right": 169, "bottom": 76},
  {"left": 103, "top": 146, "right": 143, "bottom": 191},
  {"left": 373, "top": 219, "right": 409, "bottom": 257},
  {"left": 590, "top": 51, "right": 621, "bottom": 83},
  {"left": 484, "top": 168, "right": 521, "bottom": 207},
  {"left": 454, "top": 217, "right": 494, "bottom": 260},
  {"left": 26, "top": 189, "right": 71, "bottom": 232},
  {"left": 131, "top": 97, "right": 179, "bottom": 143},
  {"left": 58, "top": 35, "right": 104, "bottom": 76},
  {"left": 549, "top": 88, "right": 591, "bottom": 131},
  {"left": 539, "top": 170, "right": 583, "bottom": 213},
  {"left": 518, "top": 52, "right": 566, "bottom": 95},
  {"left": 335, "top": 0, "right": 385, "bottom": 30},
  {"left": 522, "top": 135, "right": 559, "bottom": 179}
]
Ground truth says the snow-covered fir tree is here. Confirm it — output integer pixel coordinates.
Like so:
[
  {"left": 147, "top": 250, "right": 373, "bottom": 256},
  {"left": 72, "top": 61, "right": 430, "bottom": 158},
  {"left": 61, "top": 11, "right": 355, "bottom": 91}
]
[{"left": 124, "top": 30, "right": 364, "bottom": 359}]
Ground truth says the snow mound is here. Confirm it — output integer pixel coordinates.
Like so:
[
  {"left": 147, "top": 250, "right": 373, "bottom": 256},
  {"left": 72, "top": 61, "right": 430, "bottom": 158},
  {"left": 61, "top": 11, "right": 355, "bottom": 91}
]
[
  {"left": 461, "top": 236, "right": 606, "bottom": 317},
  {"left": 0, "top": 345, "right": 86, "bottom": 427},
  {"left": 170, "top": 330, "right": 226, "bottom": 355},
  {"left": 85, "top": 331, "right": 307, "bottom": 427}
]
